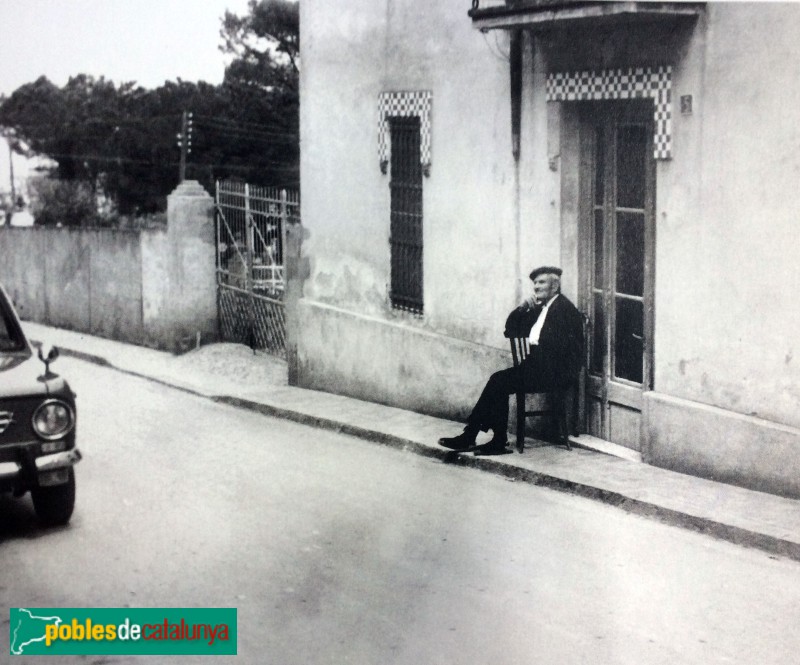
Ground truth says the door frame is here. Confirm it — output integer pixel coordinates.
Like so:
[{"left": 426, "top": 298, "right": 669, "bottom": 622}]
[{"left": 576, "top": 99, "right": 657, "bottom": 445}]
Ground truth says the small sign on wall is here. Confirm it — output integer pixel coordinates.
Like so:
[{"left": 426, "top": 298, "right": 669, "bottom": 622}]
[{"left": 680, "top": 95, "right": 693, "bottom": 115}]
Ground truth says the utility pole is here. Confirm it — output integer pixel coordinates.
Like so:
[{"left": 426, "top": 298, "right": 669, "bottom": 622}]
[
  {"left": 8, "top": 141, "right": 16, "bottom": 204},
  {"left": 176, "top": 111, "right": 193, "bottom": 182}
]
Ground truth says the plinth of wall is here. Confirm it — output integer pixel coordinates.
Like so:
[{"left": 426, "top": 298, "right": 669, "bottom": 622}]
[
  {"left": 644, "top": 392, "right": 800, "bottom": 499},
  {"left": 296, "top": 299, "right": 511, "bottom": 421}
]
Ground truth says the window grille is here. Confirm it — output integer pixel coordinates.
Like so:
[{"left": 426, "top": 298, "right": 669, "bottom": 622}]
[{"left": 389, "top": 116, "right": 423, "bottom": 314}]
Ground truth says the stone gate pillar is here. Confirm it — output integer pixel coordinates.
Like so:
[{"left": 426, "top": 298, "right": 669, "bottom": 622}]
[{"left": 142, "top": 180, "right": 218, "bottom": 351}]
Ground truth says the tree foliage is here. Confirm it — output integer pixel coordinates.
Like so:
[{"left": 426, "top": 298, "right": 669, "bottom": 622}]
[
  {"left": 218, "top": 0, "right": 299, "bottom": 184},
  {"left": 0, "top": 0, "right": 299, "bottom": 226},
  {"left": 28, "top": 178, "right": 101, "bottom": 228},
  {"left": 221, "top": 0, "right": 299, "bottom": 89}
]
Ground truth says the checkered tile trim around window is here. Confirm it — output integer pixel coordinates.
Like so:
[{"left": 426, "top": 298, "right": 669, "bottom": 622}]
[
  {"left": 547, "top": 66, "right": 673, "bottom": 160},
  {"left": 378, "top": 91, "right": 433, "bottom": 169}
]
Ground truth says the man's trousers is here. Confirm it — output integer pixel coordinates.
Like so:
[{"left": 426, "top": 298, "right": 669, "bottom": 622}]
[{"left": 466, "top": 364, "right": 550, "bottom": 438}]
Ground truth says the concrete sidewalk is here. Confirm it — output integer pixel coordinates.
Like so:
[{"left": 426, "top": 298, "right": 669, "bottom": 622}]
[{"left": 25, "top": 321, "right": 800, "bottom": 563}]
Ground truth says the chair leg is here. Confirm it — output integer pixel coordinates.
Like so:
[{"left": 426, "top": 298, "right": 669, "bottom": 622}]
[
  {"left": 560, "top": 416, "right": 572, "bottom": 451},
  {"left": 515, "top": 392, "right": 525, "bottom": 453},
  {"left": 557, "top": 397, "right": 572, "bottom": 451}
]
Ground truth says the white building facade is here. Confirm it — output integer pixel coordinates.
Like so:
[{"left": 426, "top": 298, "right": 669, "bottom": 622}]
[{"left": 298, "top": 1, "right": 800, "bottom": 499}]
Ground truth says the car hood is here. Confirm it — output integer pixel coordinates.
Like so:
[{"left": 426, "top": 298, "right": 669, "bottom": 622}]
[{"left": 0, "top": 351, "right": 67, "bottom": 397}]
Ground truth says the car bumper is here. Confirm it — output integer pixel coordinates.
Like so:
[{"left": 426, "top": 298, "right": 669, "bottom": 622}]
[
  {"left": 0, "top": 447, "right": 82, "bottom": 489},
  {"left": 36, "top": 448, "right": 82, "bottom": 472}
]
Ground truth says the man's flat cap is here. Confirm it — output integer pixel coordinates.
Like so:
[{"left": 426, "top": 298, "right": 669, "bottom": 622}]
[{"left": 529, "top": 266, "right": 563, "bottom": 280}]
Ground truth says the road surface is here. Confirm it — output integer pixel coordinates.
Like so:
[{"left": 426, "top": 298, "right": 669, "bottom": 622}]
[{"left": 2, "top": 356, "right": 799, "bottom": 664}]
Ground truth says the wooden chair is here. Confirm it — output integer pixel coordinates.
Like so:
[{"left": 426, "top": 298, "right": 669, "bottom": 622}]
[{"left": 509, "top": 337, "right": 575, "bottom": 453}]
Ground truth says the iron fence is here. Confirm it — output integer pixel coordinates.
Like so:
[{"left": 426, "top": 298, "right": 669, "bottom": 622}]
[{"left": 215, "top": 181, "right": 299, "bottom": 356}]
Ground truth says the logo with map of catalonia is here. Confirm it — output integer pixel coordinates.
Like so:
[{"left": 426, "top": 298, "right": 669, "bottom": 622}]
[
  {"left": 10, "top": 608, "right": 62, "bottom": 655},
  {"left": 9, "top": 607, "right": 237, "bottom": 656}
]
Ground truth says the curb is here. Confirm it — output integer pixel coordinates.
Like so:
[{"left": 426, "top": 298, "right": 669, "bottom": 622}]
[{"left": 58, "top": 344, "right": 800, "bottom": 563}]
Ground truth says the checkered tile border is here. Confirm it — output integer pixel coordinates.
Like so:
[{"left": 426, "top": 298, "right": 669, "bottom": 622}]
[
  {"left": 378, "top": 90, "right": 433, "bottom": 169},
  {"left": 547, "top": 66, "right": 673, "bottom": 160}
]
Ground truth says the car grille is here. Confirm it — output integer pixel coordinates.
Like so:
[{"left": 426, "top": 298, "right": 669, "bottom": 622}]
[
  {"left": 0, "top": 397, "right": 38, "bottom": 445},
  {"left": 0, "top": 410, "right": 12, "bottom": 433}
]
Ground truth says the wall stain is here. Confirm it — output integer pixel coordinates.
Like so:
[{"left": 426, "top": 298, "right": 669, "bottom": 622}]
[
  {"left": 678, "top": 357, "right": 701, "bottom": 376},
  {"left": 316, "top": 272, "right": 333, "bottom": 291}
]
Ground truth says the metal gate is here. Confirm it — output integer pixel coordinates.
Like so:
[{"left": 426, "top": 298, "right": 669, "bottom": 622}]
[{"left": 215, "top": 181, "right": 299, "bottom": 357}]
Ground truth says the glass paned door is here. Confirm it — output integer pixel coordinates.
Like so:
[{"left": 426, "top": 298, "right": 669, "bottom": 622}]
[{"left": 583, "top": 102, "right": 655, "bottom": 451}]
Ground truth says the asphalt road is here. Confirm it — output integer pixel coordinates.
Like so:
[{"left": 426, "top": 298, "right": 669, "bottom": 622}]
[{"left": 2, "top": 356, "right": 800, "bottom": 664}]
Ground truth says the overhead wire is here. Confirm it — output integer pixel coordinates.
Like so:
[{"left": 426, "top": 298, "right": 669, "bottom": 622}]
[
  {"left": 192, "top": 113, "right": 297, "bottom": 135},
  {"left": 6, "top": 112, "right": 299, "bottom": 176},
  {"left": 2, "top": 114, "right": 297, "bottom": 141},
  {"left": 193, "top": 118, "right": 298, "bottom": 142},
  {"left": 41, "top": 150, "right": 299, "bottom": 171}
]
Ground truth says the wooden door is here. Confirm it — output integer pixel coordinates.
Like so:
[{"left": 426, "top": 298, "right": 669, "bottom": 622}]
[{"left": 580, "top": 101, "right": 656, "bottom": 450}]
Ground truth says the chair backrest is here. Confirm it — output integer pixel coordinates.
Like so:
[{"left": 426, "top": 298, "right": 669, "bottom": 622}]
[
  {"left": 509, "top": 337, "right": 530, "bottom": 368},
  {"left": 510, "top": 312, "right": 591, "bottom": 371}
]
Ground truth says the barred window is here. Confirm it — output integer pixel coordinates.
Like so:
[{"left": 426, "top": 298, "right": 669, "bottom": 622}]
[{"left": 388, "top": 116, "right": 423, "bottom": 314}]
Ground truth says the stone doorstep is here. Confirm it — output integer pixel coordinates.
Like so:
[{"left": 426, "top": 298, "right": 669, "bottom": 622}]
[{"left": 569, "top": 434, "right": 644, "bottom": 463}]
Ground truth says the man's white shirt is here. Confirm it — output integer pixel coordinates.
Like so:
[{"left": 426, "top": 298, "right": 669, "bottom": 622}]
[{"left": 528, "top": 294, "right": 560, "bottom": 346}]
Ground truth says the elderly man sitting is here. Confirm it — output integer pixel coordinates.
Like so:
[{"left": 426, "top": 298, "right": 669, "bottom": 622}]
[{"left": 439, "top": 266, "right": 584, "bottom": 455}]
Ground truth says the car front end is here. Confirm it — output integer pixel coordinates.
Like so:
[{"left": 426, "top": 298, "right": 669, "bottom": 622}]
[{"left": 0, "top": 285, "right": 80, "bottom": 525}]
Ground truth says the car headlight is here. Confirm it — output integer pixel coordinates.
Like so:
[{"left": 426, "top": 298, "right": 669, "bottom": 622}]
[{"left": 32, "top": 399, "right": 75, "bottom": 441}]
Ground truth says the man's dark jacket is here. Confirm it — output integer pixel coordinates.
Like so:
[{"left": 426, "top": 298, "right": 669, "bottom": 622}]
[{"left": 503, "top": 295, "right": 585, "bottom": 388}]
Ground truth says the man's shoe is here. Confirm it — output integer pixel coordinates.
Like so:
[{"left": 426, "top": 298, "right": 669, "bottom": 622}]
[
  {"left": 472, "top": 439, "right": 511, "bottom": 456},
  {"left": 438, "top": 431, "right": 477, "bottom": 450}
]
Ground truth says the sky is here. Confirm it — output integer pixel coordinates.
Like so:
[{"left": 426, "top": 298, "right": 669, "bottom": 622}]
[
  {"left": 0, "top": 0, "right": 253, "bottom": 194},
  {"left": 0, "top": 0, "right": 252, "bottom": 97}
]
